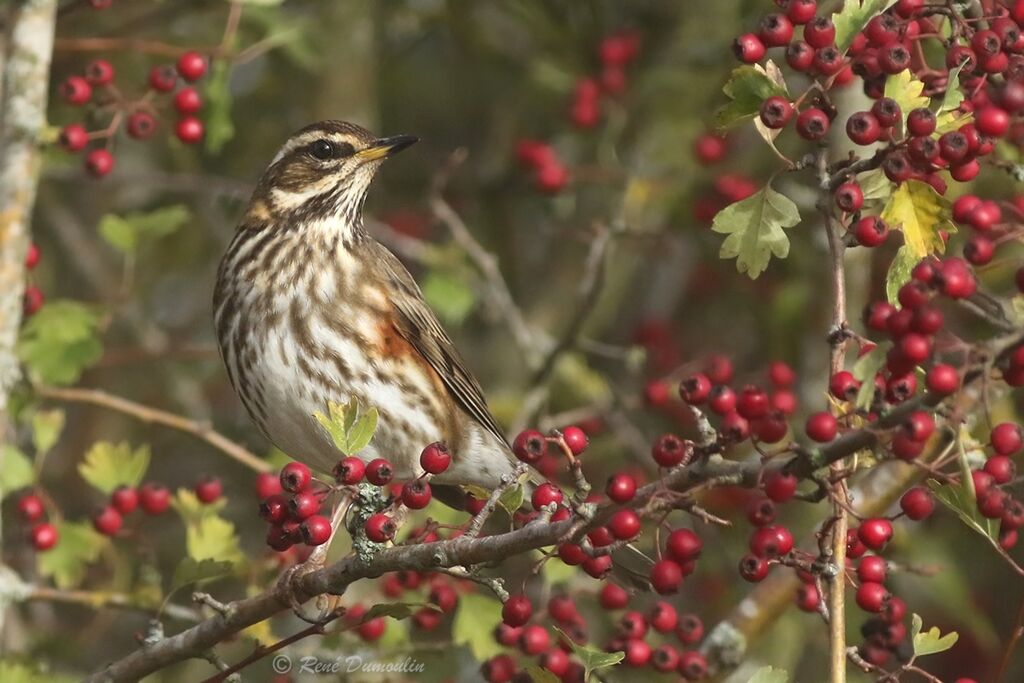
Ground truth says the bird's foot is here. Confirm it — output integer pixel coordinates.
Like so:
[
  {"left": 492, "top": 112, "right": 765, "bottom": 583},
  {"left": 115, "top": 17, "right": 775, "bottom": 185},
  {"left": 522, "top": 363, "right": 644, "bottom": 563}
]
[{"left": 276, "top": 500, "right": 349, "bottom": 623}]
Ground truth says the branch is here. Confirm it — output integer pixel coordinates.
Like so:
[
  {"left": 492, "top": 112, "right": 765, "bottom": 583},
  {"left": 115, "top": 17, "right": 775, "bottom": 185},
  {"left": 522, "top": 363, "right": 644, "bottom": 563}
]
[{"left": 34, "top": 385, "right": 270, "bottom": 473}]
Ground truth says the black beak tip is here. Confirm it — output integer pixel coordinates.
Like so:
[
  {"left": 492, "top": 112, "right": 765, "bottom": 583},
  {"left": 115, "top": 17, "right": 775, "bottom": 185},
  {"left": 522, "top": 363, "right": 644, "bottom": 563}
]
[{"left": 381, "top": 135, "right": 419, "bottom": 155}]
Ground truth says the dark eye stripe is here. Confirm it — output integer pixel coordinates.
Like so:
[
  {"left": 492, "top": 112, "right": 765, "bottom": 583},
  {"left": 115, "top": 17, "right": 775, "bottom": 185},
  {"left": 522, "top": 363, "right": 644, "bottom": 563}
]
[{"left": 307, "top": 139, "right": 356, "bottom": 160}]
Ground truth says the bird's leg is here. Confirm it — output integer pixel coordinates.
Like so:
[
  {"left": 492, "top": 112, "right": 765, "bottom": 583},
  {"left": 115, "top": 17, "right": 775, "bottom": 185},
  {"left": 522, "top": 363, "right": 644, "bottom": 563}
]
[{"left": 276, "top": 494, "right": 353, "bottom": 623}]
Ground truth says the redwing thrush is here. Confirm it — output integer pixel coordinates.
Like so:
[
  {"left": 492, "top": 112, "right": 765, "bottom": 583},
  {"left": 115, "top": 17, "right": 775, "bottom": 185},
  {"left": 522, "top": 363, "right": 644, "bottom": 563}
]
[{"left": 214, "top": 121, "right": 528, "bottom": 497}]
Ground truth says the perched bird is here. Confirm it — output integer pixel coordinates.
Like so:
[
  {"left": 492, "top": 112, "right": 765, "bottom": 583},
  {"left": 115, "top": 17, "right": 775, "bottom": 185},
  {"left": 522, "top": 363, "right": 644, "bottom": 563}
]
[{"left": 214, "top": 121, "right": 525, "bottom": 497}]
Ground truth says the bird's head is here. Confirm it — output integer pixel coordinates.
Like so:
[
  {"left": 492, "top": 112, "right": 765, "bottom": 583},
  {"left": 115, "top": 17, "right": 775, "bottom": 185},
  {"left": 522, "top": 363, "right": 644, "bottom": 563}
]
[{"left": 248, "top": 120, "right": 417, "bottom": 232}]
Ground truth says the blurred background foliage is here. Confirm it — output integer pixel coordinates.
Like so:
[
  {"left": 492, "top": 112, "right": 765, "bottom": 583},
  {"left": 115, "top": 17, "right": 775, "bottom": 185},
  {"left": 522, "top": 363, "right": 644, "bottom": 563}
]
[{"left": 2, "top": 0, "right": 1022, "bottom": 681}]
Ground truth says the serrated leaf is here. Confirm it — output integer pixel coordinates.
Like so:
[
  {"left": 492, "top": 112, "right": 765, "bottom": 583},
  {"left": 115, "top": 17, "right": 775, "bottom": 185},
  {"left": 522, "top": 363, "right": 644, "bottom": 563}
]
[
  {"left": 711, "top": 184, "right": 800, "bottom": 279},
  {"left": 885, "top": 245, "right": 918, "bottom": 305},
  {"left": 927, "top": 480, "right": 998, "bottom": 541},
  {"left": 186, "top": 514, "right": 242, "bottom": 564},
  {"left": 852, "top": 343, "right": 890, "bottom": 410},
  {"left": 78, "top": 442, "right": 150, "bottom": 495},
  {"left": 748, "top": 666, "right": 791, "bottom": 683},
  {"left": 37, "top": 521, "right": 106, "bottom": 589},
  {"left": 31, "top": 409, "right": 64, "bottom": 456},
  {"left": 170, "top": 557, "right": 234, "bottom": 593},
  {"left": 0, "top": 445, "right": 35, "bottom": 494},
  {"left": 858, "top": 168, "right": 894, "bottom": 201},
  {"left": 422, "top": 270, "right": 476, "bottom": 325},
  {"left": 526, "top": 667, "right": 561, "bottom": 683},
  {"left": 204, "top": 61, "right": 234, "bottom": 153},
  {"left": 554, "top": 626, "right": 624, "bottom": 677},
  {"left": 912, "top": 613, "right": 959, "bottom": 657},
  {"left": 346, "top": 407, "right": 378, "bottom": 453},
  {"left": 713, "top": 64, "right": 789, "bottom": 130},
  {"left": 98, "top": 205, "right": 190, "bottom": 254},
  {"left": 880, "top": 180, "right": 954, "bottom": 258},
  {"left": 936, "top": 61, "right": 972, "bottom": 134},
  {"left": 834, "top": 1, "right": 898, "bottom": 52},
  {"left": 498, "top": 483, "right": 524, "bottom": 514},
  {"left": 884, "top": 70, "right": 930, "bottom": 129},
  {"left": 452, "top": 592, "right": 504, "bottom": 662},
  {"left": 17, "top": 300, "right": 103, "bottom": 385}
]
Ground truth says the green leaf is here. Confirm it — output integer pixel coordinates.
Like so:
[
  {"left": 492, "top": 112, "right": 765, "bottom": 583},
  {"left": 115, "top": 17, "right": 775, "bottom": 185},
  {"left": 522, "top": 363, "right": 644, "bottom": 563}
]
[
  {"left": 880, "top": 180, "right": 954, "bottom": 259},
  {"left": 833, "top": 1, "right": 898, "bottom": 52},
  {"left": 346, "top": 407, "right": 379, "bottom": 453},
  {"left": 858, "top": 168, "right": 894, "bottom": 202},
  {"left": 928, "top": 480, "right": 998, "bottom": 541},
  {"left": 498, "top": 483, "right": 525, "bottom": 514},
  {"left": 852, "top": 343, "right": 890, "bottom": 410},
  {"left": 422, "top": 270, "right": 476, "bottom": 325},
  {"left": 711, "top": 184, "right": 800, "bottom": 279},
  {"left": 313, "top": 400, "right": 378, "bottom": 454},
  {"left": 553, "top": 627, "right": 624, "bottom": 678},
  {"left": 748, "top": 666, "right": 791, "bottom": 683},
  {"left": 98, "top": 205, "right": 190, "bottom": 254},
  {"left": 912, "top": 613, "right": 959, "bottom": 657},
  {"left": 884, "top": 70, "right": 930, "bottom": 128},
  {"left": 78, "top": 441, "right": 150, "bottom": 495},
  {"left": 0, "top": 445, "right": 35, "bottom": 495},
  {"left": 17, "top": 300, "right": 103, "bottom": 385},
  {"left": 170, "top": 557, "right": 234, "bottom": 593},
  {"left": 37, "top": 521, "right": 106, "bottom": 589},
  {"left": 526, "top": 667, "right": 561, "bottom": 683},
  {"left": 936, "top": 60, "right": 972, "bottom": 134},
  {"left": 885, "top": 245, "right": 919, "bottom": 305},
  {"left": 31, "top": 409, "right": 64, "bottom": 456},
  {"left": 186, "top": 514, "right": 242, "bottom": 564},
  {"left": 364, "top": 602, "right": 439, "bottom": 621},
  {"left": 204, "top": 61, "right": 235, "bottom": 153},
  {"left": 713, "top": 64, "right": 789, "bottom": 130},
  {"left": 452, "top": 592, "right": 504, "bottom": 662}
]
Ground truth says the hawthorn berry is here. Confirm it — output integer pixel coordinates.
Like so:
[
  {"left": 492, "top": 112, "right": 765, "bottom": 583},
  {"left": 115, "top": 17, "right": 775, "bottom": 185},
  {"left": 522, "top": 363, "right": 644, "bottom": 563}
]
[
  {"left": 765, "top": 471, "right": 798, "bottom": 502},
  {"left": 139, "top": 482, "right": 170, "bottom": 515},
  {"left": 259, "top": 494, "right": 288, "bottom": 524},
  {"left": 92, "top": 505, "right": 123, "bottom": 536},
  {"left": 708, "top": 385, "right": 737, "bottom": 414},
  {"left": 650, "top": 558, "right": 684, "bottom": 594},
  {"left": 805, "top": 411, "right": 838, "bottom": 442},
  {"left": 175, "top": 116, "right": 204, "bottom": 144},
  {"left": 606, "top": 473, "right": 637, "bottom": 503},
  {"left": 858, "top": 555, "right": 888, "bottom": 584},
  {"left": 759, "top": 14, "right": 794, "bottom": 48},
  {"left": 365, "top": 458, "right": 394, "bottom": 485},
  {"left": 531, "top": 482, "right": 563, "bottom": 510},
  {"left": 652, "top": 433, "right": 689, "bottom": 467},
  {"left": 846, "top": 111, "right": 882, "bottom": 146},
  {"left": 401, "top": 480, "right": 432, "bottom": 509},
  {"left": 176, "top": 51, "right": 208, "bottom": 81},
  {"left": 255, "top": 471, "right": 282, "bottom": 499},
  {"left": 796, "top": 108, "right": 830, "bottom": 141},
  {"left": 853, "top": 216, "right": 889, "bottom": 247},
  {"left": 300, "top": 515, "right": 332, "bottom": 545},
  {"left": 333, "top": 456, "right": 365, "bottom": 484},
  {"left": 786, "top": 40, "right": 815, "bottom": 71},
  {"left": 561, "top": 425, "right": 589, "bottom": 455},
  {"left": 85, "top": 149, "right": 114, "bottom": 177},
  {"left": 59, "top": 123, "right": 89, "bottom": 152},
  {"left": 732, "top": 33, "right": 766, "bottom": 63},
  {"left": 512, "top": 429, "right": 546, "bottom": 463},
  {"left": 609, "top": 509, "right": 641, "bottom": 540},
  {"left": 992, "top": 423, "right": 1023, "bottom": 456},
  {"left": 17, "top": 493, "right": 45, "bottom": 522},
  {"left": 760, "top": 96, "right": 794, "bottom": 129},
  {"left": 858, "top": 518, "right": 894, "bottom": 551},
  {"left": 502, "top": 594, "right": 532, "bottom": 626},
  {"left": 666, "top": 527, "right": 702, "bottom": 562},
  {"left": 364, "top": 513, "right": 396, "bottom": 543},
  {"left": 280, "top": 462, "right": 312, "bottom": 493},
  {"left": 61, "top": 76, "right": 92, "bottom": 105},
  {"left": 739, "top": 553, "right": 769, "bottom": 582},
  {"left": 984, "top": 455, "right": 1016, "bottom": 485},
  {"left": 804, "top": 16, "right": 836, "bottom": 48},
  {"left": 419, "top": 441, "right": 451, "bottom": 474},
  {"left": 148, "top": 65, "right": 178, "bottom": 92},
  {"left": 30, "top": 523, "right": 58, "bottom": 551},
  {"left": 679, "top": 650, "right": 708, "bottom": 680}
]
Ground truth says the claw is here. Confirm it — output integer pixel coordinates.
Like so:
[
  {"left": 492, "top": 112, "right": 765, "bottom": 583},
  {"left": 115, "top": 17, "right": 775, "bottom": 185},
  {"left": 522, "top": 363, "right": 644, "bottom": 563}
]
[{"left": 275, "top": 498, "right": 351, "bottom": 622}]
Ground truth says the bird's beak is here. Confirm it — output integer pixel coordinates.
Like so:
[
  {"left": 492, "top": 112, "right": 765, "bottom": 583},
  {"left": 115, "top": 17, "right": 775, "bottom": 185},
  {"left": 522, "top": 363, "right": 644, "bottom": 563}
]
[{"left": 356, "top": 135, "right": 419, "bottom": 161}]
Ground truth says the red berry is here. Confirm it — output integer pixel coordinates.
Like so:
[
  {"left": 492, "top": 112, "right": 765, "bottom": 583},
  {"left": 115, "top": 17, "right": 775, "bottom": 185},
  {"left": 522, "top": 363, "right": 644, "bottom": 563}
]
[
  {"left": 858, "top": 518, "right": 894, "bottom": 550},
  {"left": 175, "top": 116, "right": 204, "bottom": 144},
  {"left": 768, "top": 361, "right": 795, "bottom": 388},
  {"left": 760, "top": 96, "right": 794, "bottom": 129},
  {"left": 60, "top": 76, "right": 92, "bottom": 105},
  {"left": 419, "top": 441, "right": 451, "bottom": 474},
  {"left": 854, "top": 216, "right": 889, "bottom": 247},
  {"left": 599, "top": 582, "right": 629, "bottom": 609},
  {"left": 255, "top": 471, "right": 282, "bottom": 500},
  {"left": 92, "top": 505, "right": 122, "bottom": 536},
  {"left": 512, "top": 429, "right": 546, "bottom": 464},
  {"left": 765, "top": 471, "right": 798, "bottom": 502},
  {"left": 30, "top": 522, "right": 58, "bottom": 551},
  {"left": 502, "top": 594, "right": 532, "bottom": 626},
  {"left": 796, "top": 584, "right": 821, "bottom": 612},
  {"left": 606, "top": 473, "right": 637, "bottom": 504},
  {"left": 16, "top": 494, "right": 45, "bottom": 522},
  {"left": 858, "top": 555, "right": 888, "bottom": 583},
  {"left": 531, "top": 482, "right": 564, "bottom": 510},
  {"left": 259, "top": 494, "right": 287, "bottom": 524},
  {"left": 708, "top": 385, "right": 736, "bottom": 415},
  {"left": 907, "top": 107, "right": 936, "bottom": 137},
  {"left": 679, "top": 650, "right": 708, "bottom": 680},
  {"left": 804, "top": 16, "right": 836, "bottom": 48},
  {"left": 59, "top": 123, "right": 89, "bottom": 152},
  {"left": 796, "top": 107, "right": 830, "bottom": 140},
  {"left": 985, "top": 455, "right": 1016, "bottom": 485},
  {"left": 174, "top": 86, "right": 203, "bottom": 114},
  {"left": 693, "top": 134, "right": 727, "bottom": 164},
  {"left": 300, "top": 514, "right": 332, "bottom": 545},
  {"left": 535, "top": 163, "right": 568, "bottom": 193},
  {"left": 746, "top": 497, "right": 777, "bottom": 527},
  {"left": 85, "top": 149, "right": 114, "bottom": 177},
  {"left": 561, "top": 426, "right": 588, "bottom": 455},
  {"left": 846, "top": 111, "right": 882, "bottom": 145},
  {"left": 280, "top": 462, "right": 312, "bottom": 493},
  {"left": 739, "top": 553, "right": 769, "bottom": 582},
  {"left": 139, "top": 482, "right": 170, "bottom": 515},
  {"left": 749, "top": 524, "right": 794, "bottom": 557},
  {"left": 401, "top": 480, "right": 432, "bottom": 509},
  {"left": 148, "top": 64, "right": 178, "bottom": 92},
  {"left": 85, "top": 59, "right": 115, "bottom": 87},
  {"left": 333, "top": 456, "right": 365, "bottom": 484},
  {"left": 289, "top": 491, "right": 320, "bottom": 520},
  {"left": 856, "top": 581, "right": 890, "bottom": 612},
  {"left": 737, "top": 385, "right": 770, "bottom": 420},
  {"left": 732, "top": 33, "right": 766, "bottom": 63},
  {"left": 609, "top": 509, "right": 641, "bottom": 540},
  {"left": 805, "top": 411, "right": 838, "bottom": 442},
  {"left": 364, "top": 513, "right": 396, "bottom": 543},
  {"left": 650, "top": 558, "right": 684, "bottom": 594},
  {"left": 871, "top": 97, "right": 902, "bottom": 128},
  {"left": 666, "top": 528, "right": 703, "bottom": 562},
  {"left": 519, "top": 624, "right": 550, "bottom": 655},
  {"left": 623, "top": 638, "right": 652, "bottom": 667},
  {"left": 786, "top": 40, "right": 815, "bottom": 71},
  {"left": 787, "top": 0, "right": 817, "bottom": 24},
  {"left": 926, "top": 364, "right": 959, "bottom": 394},
  {"left": 652, "top": 433, "right": 688, "bottom": 467},
  {"left": 759, "top": 14, "right": 794, "bottom": 48},
  {"left": 992, "top": 423, "right": 1023, "bottom": 456},
  {"left": 176, "top": 51, "right": 208, "bottom": 81},
  {"left": 194, "top": 475, "right": 222, "bottom": 504},
  {"left": 964, "top": 235, "right": 995, "bottom": 266},
  {"left": 482, "top": 654, "right": 516, "bottom": 683},
  {"left": 649, "top": 600, "right": 678, "bottom": 632},
  {"left": 365, "top": 458, "right": 394, "bottom": 485}
]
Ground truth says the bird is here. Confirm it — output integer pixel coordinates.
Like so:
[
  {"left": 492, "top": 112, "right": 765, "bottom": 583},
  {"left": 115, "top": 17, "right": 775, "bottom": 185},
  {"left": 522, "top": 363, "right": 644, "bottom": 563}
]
[{"left": 213, "top": 120, "right": 527, "bottom": 501}]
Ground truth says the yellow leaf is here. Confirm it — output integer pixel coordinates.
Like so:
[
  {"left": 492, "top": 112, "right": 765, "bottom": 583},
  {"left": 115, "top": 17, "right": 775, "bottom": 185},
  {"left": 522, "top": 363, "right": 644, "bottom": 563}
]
[
  {"left": 880, "top": 180, "right": 954, "bottom": 258},
  {"left": 884, "top": 70, "right": 929, "bottom": 124}
]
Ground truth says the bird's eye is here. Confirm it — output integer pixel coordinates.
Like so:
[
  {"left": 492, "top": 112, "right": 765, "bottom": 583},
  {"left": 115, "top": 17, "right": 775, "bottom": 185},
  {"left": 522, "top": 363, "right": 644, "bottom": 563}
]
[{"left": 309, "top": 139, "right": 335, "bottom": 160}]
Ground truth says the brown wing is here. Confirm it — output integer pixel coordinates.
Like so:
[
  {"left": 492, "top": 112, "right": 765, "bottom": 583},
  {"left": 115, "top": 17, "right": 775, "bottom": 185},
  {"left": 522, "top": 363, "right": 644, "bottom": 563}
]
[{"left": 369, "top": 241, "right": 509, "bottom": 447}]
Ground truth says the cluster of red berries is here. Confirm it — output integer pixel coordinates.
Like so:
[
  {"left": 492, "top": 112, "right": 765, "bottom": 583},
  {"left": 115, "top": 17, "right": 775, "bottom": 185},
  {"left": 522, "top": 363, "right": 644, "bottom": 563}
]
[
  {"left": 953, "top": 193, "right": 1024, "bottom": 269},
  {"left": 380, "top": 567, "right": 465, "bottom": 631},
  {"left": 677, "top": 355, "right": 801, "bottom": 446},
  {"left": 15, "top": 492, "right": 58, "bottom": 552},
  {"left": 90, "top": 481, "right": 174, "bottom": 536},
  {"left": 967, "top": 422, "right": 1024, "bottom": 550},
  {"left": 569, "top": 30, "right": 641, "bottom": 128},
  {"left": 58, "top": 51, "right": 209, "bottom": 177},
  {"left": 258, "top": 462, "right": 333, "bottom": 551},
  {"left": 22, "top": 243, "right": 43, "bottom": 317},
  {"left": 515, "top": 139, "right": 570, "bottom": 194}
]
